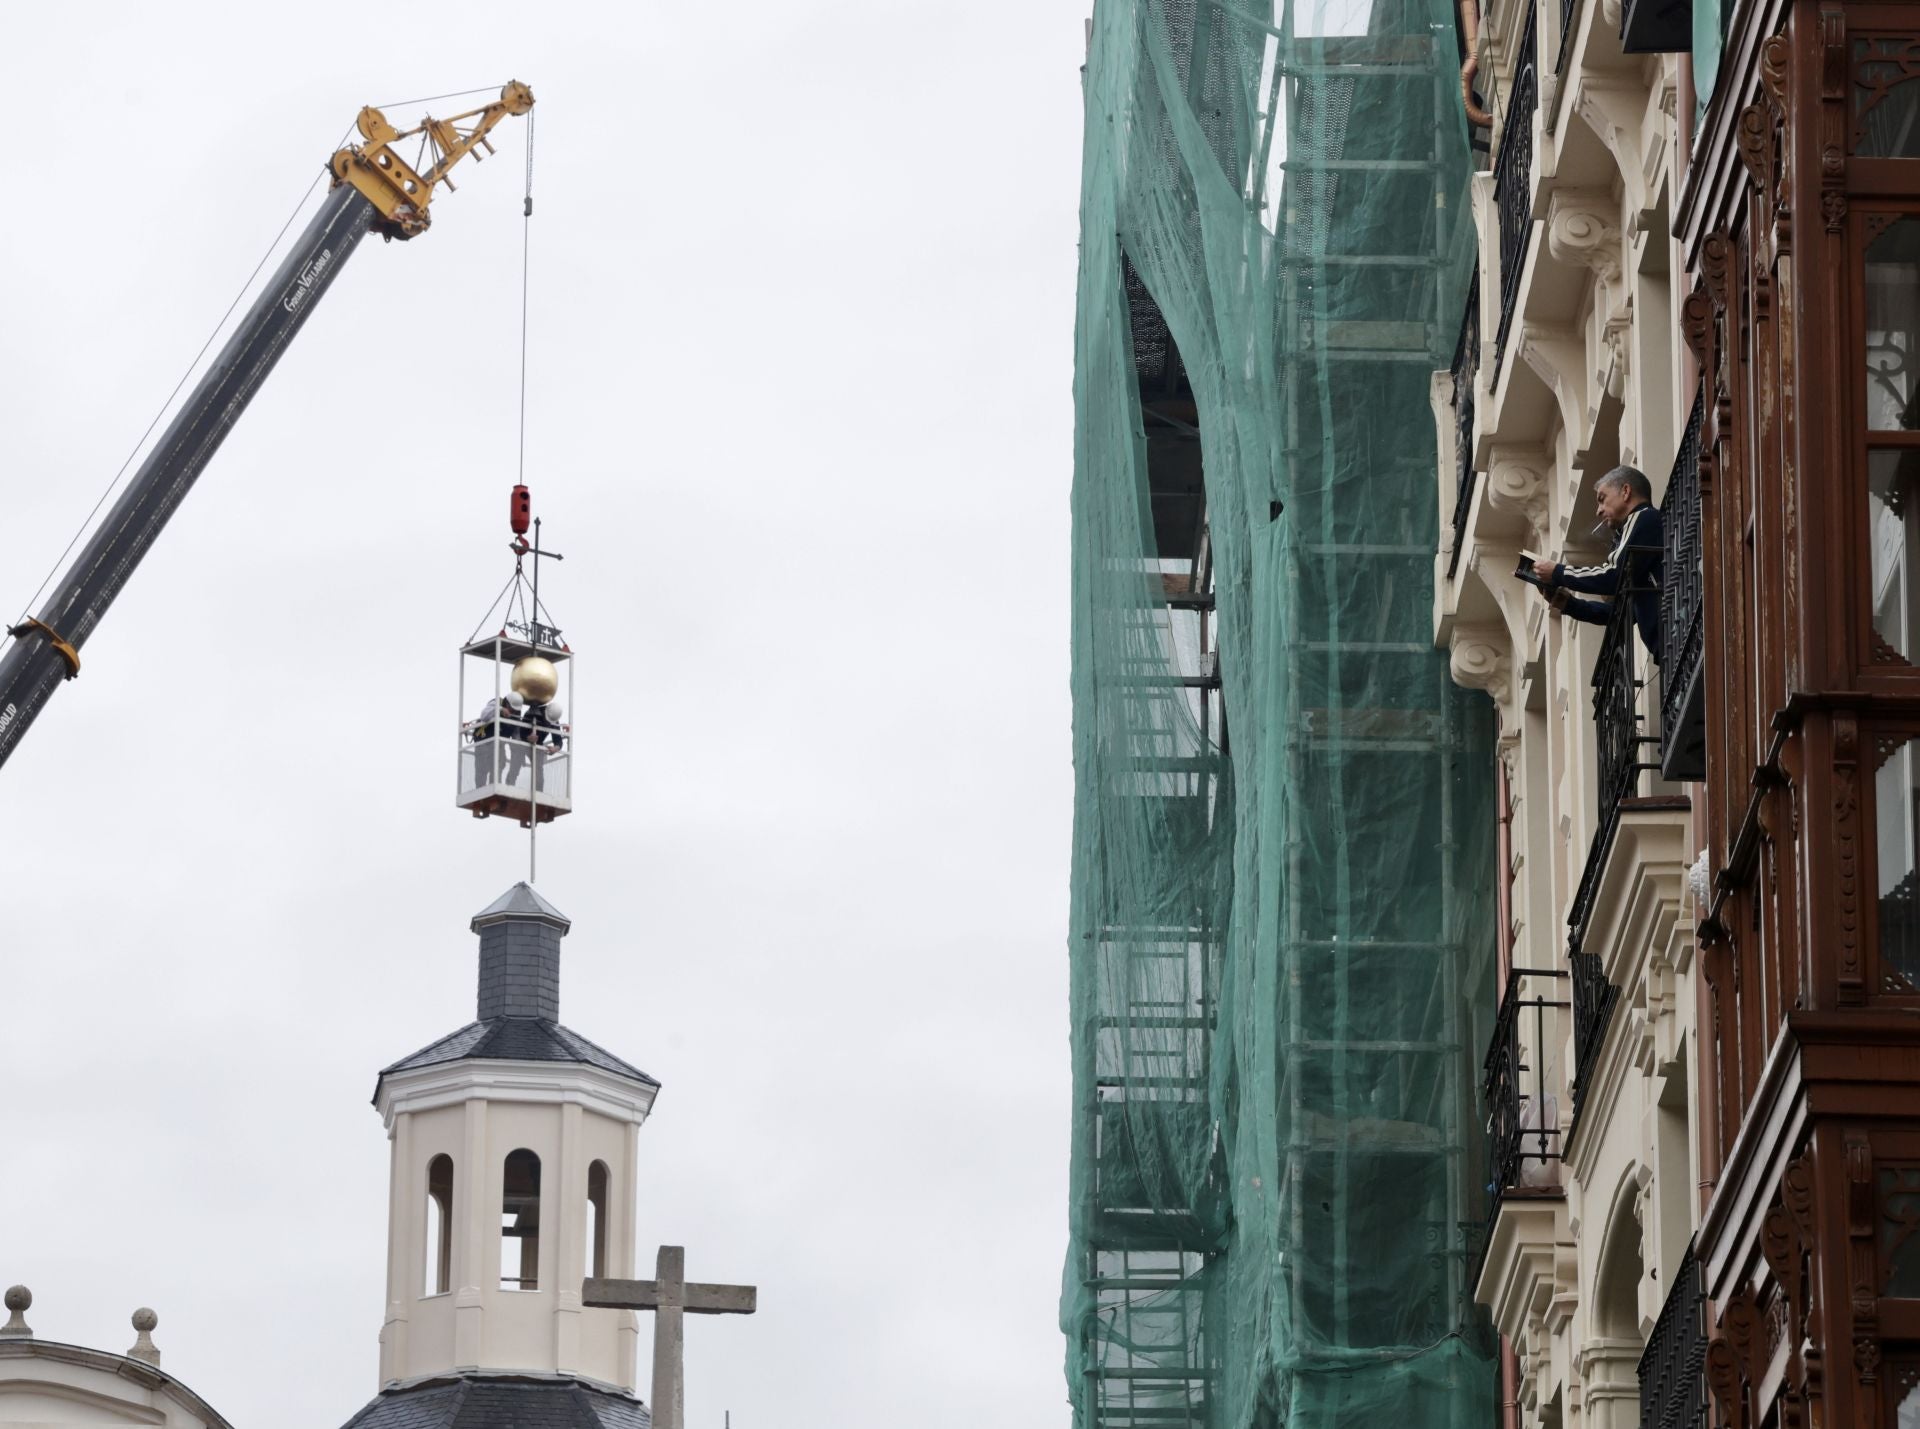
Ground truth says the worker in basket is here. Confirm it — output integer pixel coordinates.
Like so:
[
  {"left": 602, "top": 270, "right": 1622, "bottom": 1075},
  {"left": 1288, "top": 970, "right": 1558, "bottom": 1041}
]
[
  {"left": 469, "top": 691, "right": 533, "bottom": 787},
  {"left": 531, "top": 700, "right": 566, "bottom": 750}
]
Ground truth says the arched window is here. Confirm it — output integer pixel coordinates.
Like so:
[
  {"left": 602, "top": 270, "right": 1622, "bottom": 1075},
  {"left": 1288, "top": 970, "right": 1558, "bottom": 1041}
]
[
  {"left": 500, "top": 1149, "right": 541, "bottom": 1291},
  {"left": 585, "top": 1160, "right": 609, "bottom": 1280},
  {"left": 424, "top": 1155, "right": 454, "bottom": 1296}
]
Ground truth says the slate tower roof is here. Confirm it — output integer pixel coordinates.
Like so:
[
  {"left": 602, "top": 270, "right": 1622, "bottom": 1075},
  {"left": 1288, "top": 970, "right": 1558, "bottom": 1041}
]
[
  {"left": 375, "top": 882, "right": 658, "bottom": 1095},
  {"left": 338, "top": 1373, "right": 651, "bottom": 1429}
]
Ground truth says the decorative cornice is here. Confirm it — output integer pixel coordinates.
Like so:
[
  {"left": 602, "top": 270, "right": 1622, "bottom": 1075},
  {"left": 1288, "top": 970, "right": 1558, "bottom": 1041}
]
[
  {"left": 376, "top": 1057, "right": 660, "bottom": 1129},
  {"left": 1476, "top": 1196, "right": 1569, "bottom": 1340},
  {"left": 0, "top": 1338, "right": 235, "bottom": 1429}
]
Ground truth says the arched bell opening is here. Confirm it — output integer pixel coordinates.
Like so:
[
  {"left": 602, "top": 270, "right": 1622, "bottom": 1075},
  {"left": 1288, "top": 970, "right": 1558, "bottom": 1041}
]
[
  {"left": 424, "top": 1153, "right": 454, "bottom": 1298},
  {"left": 500, "top": 1148, "right": 542, "bottom": 1292}
]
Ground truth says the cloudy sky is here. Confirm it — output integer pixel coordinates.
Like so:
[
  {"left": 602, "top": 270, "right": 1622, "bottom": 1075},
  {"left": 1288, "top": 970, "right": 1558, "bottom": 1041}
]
[{"left": 0, "top": 5, "right": 1080, "bottom": 1424}]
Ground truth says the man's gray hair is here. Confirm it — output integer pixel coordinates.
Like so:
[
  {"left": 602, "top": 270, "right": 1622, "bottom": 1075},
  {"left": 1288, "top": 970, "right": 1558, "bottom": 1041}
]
[{"left": 1597, "top": 464, "right": 1653, "bottom": 504}]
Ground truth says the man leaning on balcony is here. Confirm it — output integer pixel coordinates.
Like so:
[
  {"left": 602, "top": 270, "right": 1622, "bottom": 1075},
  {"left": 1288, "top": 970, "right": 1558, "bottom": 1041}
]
[{"left": 1531, "top": 467, "right": 1664, "bottom": 664}]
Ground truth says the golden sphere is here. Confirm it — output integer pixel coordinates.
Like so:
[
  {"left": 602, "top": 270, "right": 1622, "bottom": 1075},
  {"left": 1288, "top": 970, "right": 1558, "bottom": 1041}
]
[{"left": 511, "top": 656, "right": 560, "bottom": 705}]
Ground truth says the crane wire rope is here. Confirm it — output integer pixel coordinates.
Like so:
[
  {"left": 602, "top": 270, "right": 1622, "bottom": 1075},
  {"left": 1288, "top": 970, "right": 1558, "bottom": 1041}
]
[
  {"left": 517, "top": 108, "right": 536, "bottom": 485},
  {"left": 513, "top": 113, "right": 542, "bottom": 886},
  {"left": 10, "top": 86, "right": 509, "bottom": 629},
  {"left": 374, "top": 85, "right": 503, "bottom": 110},
  {"left": 11, "top": 126, "right": 354, "bottom": 628}
]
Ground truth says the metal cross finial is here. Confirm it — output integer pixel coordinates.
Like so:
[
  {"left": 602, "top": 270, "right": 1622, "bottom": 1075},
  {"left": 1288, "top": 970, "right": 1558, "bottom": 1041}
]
[{"left": 584, "top": 1246, "right": 757, "bottom": 1429}]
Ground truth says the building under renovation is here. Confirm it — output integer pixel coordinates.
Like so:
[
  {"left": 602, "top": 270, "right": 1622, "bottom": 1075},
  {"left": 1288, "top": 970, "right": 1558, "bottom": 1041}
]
[{"left": 1063, "top": 1, "right": 1497, "bottom": 1423}]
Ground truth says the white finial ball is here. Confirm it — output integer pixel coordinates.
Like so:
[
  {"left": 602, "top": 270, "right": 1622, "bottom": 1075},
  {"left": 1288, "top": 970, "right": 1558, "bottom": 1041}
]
[
  {"left": 3, "top": 1287, "right": 28, "bottom": 1313},
  {"left": 132, "top": 1308, "right": 157, "bottom": 1332}
]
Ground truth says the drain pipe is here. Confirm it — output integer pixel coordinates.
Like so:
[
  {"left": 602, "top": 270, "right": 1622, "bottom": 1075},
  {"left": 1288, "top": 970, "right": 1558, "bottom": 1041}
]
[{"left": 1460, "top": 0, "right": 1494, "bottom": 127}]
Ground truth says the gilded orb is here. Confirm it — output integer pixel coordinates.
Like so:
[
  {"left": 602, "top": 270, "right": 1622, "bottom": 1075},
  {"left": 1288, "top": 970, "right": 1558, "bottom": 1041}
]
[{"left": 511, "top": 656, "right": 560, "bottom": 705}]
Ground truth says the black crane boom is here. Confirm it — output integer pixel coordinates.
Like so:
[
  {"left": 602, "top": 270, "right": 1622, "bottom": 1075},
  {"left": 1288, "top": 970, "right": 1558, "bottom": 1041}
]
[
  {"left": 0, "top": 81, "right": 534, "bottom": 776},
  {"left": 0, "top": 184, "right": 377, "bottom": 770}
]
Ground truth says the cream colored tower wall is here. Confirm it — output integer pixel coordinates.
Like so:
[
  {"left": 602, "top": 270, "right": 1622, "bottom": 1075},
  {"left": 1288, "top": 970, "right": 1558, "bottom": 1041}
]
[{"left": 375, "top": 1060, "right": 653, "bottom": 1392}]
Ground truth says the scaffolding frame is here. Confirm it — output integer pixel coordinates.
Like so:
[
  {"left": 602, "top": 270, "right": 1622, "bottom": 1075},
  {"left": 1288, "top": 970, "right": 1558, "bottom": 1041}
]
[{"left": 1068, "top": 1, "right": 1495, "bottom": 1424}]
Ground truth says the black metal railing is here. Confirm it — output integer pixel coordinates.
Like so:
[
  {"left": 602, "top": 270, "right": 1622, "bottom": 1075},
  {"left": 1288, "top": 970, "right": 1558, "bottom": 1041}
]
[
  {"left": 1483, "top": 966, "right": 1570, "bottom": 1240},
  {"left": 1568, "top": 944, "right": 1619, "bottom": 1113},
  {"left": 1448, "top": 274, "right": 1481, "bottom": 578},
  {"left": 1638, "top": 1243, "right": 1710, "bottom": 1429},
  {"left": 1494, "top": 1, "right": 1539, "bottom": 368},
  {"left": 1593, "top": 581, "right": 1653, "bottom": 816},
  {"left": 1660, "top": 392, "right": 1705, "bottom": 779},
  {"left": 1568, "top": 560, "right": 1662, "bottom": 941},
  {"left": 1566, "top": 582, "right": 1650, "bottom": 1109},
  {"left": 1558, "top": 0, "right": 1580, "bottom": 71}
]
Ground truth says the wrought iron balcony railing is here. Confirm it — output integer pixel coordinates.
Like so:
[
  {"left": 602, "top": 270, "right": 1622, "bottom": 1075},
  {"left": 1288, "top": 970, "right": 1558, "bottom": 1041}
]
[
  {"left": 1448, "top": 273, "right": 1481, "bottom": 579},
  {"left": 1593, "top": 569, "right": 1656, "bottom": 817},
  {"left": 1568, "top": 945, "right": 1619, "bottom": 1114},
  {"left": 1567, "top": 571, "right": 1659, "bottom": 1111},
  {"left": 1482, "top": 966, "right": 1569, "bottom": 1242},
  {"left": 1638, "top": 1243, "right": 1710, "bottom": 1429},
  {"left": 1558, "top": 0, "right": 1580, "bottom": 71},
  {"left": 1660, "top": 391, "right": 1705, "bottom": 779},
  {"left": 1567, "top": 558, "right": 1661, "bottom": 942},
  {"left": 1493, "top": 1, "right": 1538, "bottom": 370}
]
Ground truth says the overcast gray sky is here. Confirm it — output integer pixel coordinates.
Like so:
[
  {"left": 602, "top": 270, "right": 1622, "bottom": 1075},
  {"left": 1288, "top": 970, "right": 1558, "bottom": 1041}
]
[{"left": 0, "top": 5, "right": 1080, "bottom": 1424}]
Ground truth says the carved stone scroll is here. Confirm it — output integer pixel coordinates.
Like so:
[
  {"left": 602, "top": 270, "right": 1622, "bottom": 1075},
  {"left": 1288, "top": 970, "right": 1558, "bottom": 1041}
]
[
  {"left": 1486, "top": 448, "right": 1552, "bottom": 542},
  {"left": 1450, "top": 625, "right": 1514, "bottom": 704}
]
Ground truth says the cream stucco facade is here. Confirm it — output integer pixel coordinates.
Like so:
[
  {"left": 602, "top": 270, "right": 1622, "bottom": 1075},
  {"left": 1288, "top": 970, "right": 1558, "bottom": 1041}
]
[{"left": 1432, "top": 0, "right": 1706, "bottom": 1419}]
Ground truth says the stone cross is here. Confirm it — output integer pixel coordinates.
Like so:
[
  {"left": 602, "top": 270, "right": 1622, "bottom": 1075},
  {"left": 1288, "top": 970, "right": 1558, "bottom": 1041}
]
[{"left": 584, "top": 1245, "right": 756, "bottom": 1429}]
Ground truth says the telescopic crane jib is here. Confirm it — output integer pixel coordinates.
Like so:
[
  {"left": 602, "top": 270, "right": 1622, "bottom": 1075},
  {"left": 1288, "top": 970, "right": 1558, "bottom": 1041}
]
[{"left": 0, "top": 81, "right": 536, "bottom": 771}]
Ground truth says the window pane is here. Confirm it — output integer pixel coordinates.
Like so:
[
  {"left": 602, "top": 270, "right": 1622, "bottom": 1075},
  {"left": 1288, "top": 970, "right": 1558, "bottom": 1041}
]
[
  {"left": 1867, "top": 219, "right": 1920, "bottom": 431},
  {"left": 1855, "top": 39, "right": 1920, "bottom": 158},
  {"left": 1882, "top": 1166, "right": 1920, "bottom": 1294},
  {"left": 1877, "top": 733, "right": 1920, "bottom": 992},
  {"left": 1869, "top": 450, "right": 1920, "bottom": 660}
]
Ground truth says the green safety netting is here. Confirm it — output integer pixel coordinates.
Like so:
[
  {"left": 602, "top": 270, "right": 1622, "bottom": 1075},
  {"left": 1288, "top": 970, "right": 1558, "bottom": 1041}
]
[{"left": 1063, "top": 1, "right": 1499, "bottom": 1426}]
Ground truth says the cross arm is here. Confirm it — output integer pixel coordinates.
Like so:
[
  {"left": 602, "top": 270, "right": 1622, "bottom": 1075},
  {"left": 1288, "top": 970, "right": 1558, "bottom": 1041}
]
[
  {"left": 684, "top": 1283, "right": 757, "bottom": 1315},
  {"left": 582, "top": 1277, "right": 757, "bottom": 1315},
  {"left": 583, "top": 1276, "right": 658, "bottom": 1310}
]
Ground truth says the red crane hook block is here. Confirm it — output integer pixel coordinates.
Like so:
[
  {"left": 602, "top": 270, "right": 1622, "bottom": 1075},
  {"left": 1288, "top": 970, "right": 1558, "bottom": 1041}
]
[{"left": 510, "top": 484, "right": 531, "bottom": 536}]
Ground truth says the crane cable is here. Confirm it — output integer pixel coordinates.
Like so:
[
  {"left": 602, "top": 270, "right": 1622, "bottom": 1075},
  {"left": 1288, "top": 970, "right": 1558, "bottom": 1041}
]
[
  {"left": 517, "top": 109, "right": 536, "bottom": 485},
  {"left": 10, "top": 85, "right": 509, "bottom": 633},
  {"left": 10, "top": 133, "right": 352, "bottom": 629}
]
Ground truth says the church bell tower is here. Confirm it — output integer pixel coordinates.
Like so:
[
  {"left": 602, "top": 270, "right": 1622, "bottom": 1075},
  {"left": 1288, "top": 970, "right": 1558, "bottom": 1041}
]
[{"left": 347, "top": 883, "right": 660, "bottom": 1424}]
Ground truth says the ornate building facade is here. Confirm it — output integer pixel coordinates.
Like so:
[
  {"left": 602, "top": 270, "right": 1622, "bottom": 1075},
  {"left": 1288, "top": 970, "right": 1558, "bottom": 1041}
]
[
  {"left": 1433, "top": 0, "right": 1711, "bottom": 1421},
  {"left": 1678, "top": 1, "right": 1920, "bottom": 1425},
  {"left": 1446, "top": 0, "right": 1920, "bottom": 1416}
]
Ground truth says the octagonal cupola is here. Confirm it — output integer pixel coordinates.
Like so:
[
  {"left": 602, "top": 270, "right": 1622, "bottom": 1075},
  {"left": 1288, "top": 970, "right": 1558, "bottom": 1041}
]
[{"left": 369, "top": 884, "right": 658, "bottom": 1397}]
